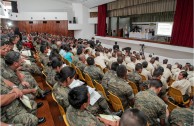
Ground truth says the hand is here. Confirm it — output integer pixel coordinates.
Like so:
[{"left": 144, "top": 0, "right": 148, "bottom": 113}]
[
  {"left": 97, "top": 117, "right": 119, "bottom": 126},
  {"left": 21, "top": 81, "right": 30, "bottom": 88},
  {"left": 10, "top": 88, "right": 23, "bottom": 98},
  {"left": 31, "top": 88, "right": 37, "bottom": 94},
  {"left": 16, "top": 66, "right": 23, "bottom": 71}
]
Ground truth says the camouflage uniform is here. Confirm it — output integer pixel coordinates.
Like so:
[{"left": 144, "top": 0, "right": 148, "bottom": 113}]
[
  {"left": 72, "top": 55, "right": 79, "bottom": 65},
  {"left": 66, "top": 106, "right": 104, "bottom": 126},
  {"left": 53, "top": 82, "right": 109, "bottom": 115},
  {"left": 169, "top": 108, "right": 193, "bottom": 126},
  {"left": 127, "top": 71, "right": 142, "bottom": 90},
  {"left": 0, "top": 78, "right": 38, "bottom": 126},
  {"left": 46, "top": 69, "right": 57, "bottom": 86},
  {"left": 21, "top": 62, "right": 42, "bottom": 75},
  {"left": 101, "top": 70, "right": 117, "bottom": 93},
  {"left": 134, "top": 89, "right": 166, "bottom": 126},
  {"left": 39, "top": 53, "right": 50, "bottom": 75},
  {"left": 84, "top": 65, "right": 104, "bottom": 83},
  {"left": 76, "top": 61, "right": 87, "bottom": 72},
  {"left": 107, "top": 76, "right": 134, "bottom": 109}
]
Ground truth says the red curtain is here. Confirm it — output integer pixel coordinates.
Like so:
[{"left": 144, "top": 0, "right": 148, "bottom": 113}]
[
  {"left": 97, "top": 4, "right": 107, "bottom": 36},
  {"left": 170, "top": 0, "right": 193, "bottom": 48}
]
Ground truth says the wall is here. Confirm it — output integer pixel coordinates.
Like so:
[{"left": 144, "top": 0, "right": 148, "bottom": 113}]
[
  {"left": 73, "top": 3, "right": 95, "bottom": 39},
  {"left": 10, "top": 12, "right": 68, "bottom": 21},
  {"left": 14, "top": 20, "right": 70, "bottom": 36}
]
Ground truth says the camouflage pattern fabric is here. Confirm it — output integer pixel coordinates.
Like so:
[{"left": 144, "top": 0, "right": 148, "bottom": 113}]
[
  {"left": 107, "top": 76, "right": 134, "bottom": 109},
  {"left": 169, "top": 108, "right": 193, "bottom": 126},
  {"left": 127, "top": 71, "right": 142, "bottom": 90},
  {"left": 134, "top": 89, "right": 166, "bottom": 126},
  {"left": 46, "top": 69, "right": 57, "bottom": 86},
  {"left": 66, "top": 106, "right": 104, "bottom": 126},
  {"left": 72, "top": 55, "right": 79, "bottom": 65},
  {"left": 84, "top": 65, "right": 104, "bottom": 83},
  {"left": 76, "top": 61, "right": 87, "bottom": 73},
  {"left": 0, "top": 78, "right": 38, "bottom": 125},
  {"left": 101, "top": 70, "right": 117, "bottom": 94}
]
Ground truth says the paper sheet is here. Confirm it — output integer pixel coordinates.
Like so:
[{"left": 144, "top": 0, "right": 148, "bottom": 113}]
[
  {"left": 68, "top": 80, "right": 85, "bottom": 89},
  {"left": 20, "top": 95, "right": 32, "bottom": 109},
  {"left": 99, "top": 114, "right": 120, "bottom": 121},
  {"left": 24, "top": 59, "right": 31, "bottom": 65},
  {"left": 87, "top": 86, "right": 101, "bottom": 106},
  {"left": 21, "top": 50, "right": 31, "bottom": 56}
]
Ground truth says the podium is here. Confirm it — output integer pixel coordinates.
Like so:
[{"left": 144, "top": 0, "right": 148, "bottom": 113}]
[{"left": 118, "top": 29, "right": 123, "bottom": 37}]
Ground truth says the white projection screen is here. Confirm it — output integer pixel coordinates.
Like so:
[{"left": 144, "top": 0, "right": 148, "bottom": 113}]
[{"left": 156, "top": 22, "right": 173, "bottom": 36}]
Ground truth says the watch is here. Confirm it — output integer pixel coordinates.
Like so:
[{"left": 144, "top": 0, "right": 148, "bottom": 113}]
[{"left": 12, "top": 85, "right": 18, "bottom": 88}]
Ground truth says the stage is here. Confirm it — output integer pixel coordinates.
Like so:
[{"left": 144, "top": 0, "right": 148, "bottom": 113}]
[{"left": 95, "top": 36, "right": 193, "bottom": 65}]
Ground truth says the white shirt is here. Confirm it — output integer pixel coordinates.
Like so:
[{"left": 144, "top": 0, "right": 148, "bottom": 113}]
[
  {"left": 141, "top": 68, "right": 152, "bottom": 80},
  {"left": 126, "top": 62, "right": 135, "bottom": 72},
  {"left": 171, "top": 79, "right": 191, "bottom": 95},
  {"left": 95, "top": 56, "right": 107, "bottom": 69},
  {"left": 108, "top": 57, "right": 117, "bottom": 68},
  {"left": 146, "top": 62, "right": 155, "bottom": 75}
]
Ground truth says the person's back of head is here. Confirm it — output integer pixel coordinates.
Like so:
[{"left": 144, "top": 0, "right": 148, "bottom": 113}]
[
  {"left": 150, "top": 57, "right": 155, "bottom": 64},
  {"left": 117, "top": 56, "right": 123, "bottom": 64},
  {"left": 5, "top": 51, "right": 20, "bottom": 66},
  {"left": 111, "top": 62, "right": 119, "bottom": 71},
  {"left": 117, "top": 65, "right": 127, "bottom": 78},
  {"left": 167, "top": 64, "right": 172, "bottom": 70},
  {"left": 149, "top": 54, "right": 152, "bottom": 58},
  {"left": 115, "top": 42, "right": 117, "bottom": 45},
  {"left": 40, "top": 45, "right": 47, "bottom": 53},
  {"left": 79, "top": 54, "right": 86, "bottom": 63},
  {"left": 178, "top": 64, "right": 182, "bottom": 69},
  {"left": 68, "top": 85, "right": 88, "bottom": 109},
  {"left": 86, "top": 57, "right": 94, "bottom": 65},
  {"left": 153, "top": 67, "right": 164, "bottom": 79},
  {"left": 49, "top": 57, "right": 63, "bottom": 69},
  {"left": 155, "top": 57, "right": 159, "bottom": 61},
  {"left": 117, "top": 51, "right": 122, "bottom": 57},
  {"left": 119, "top": 108, "right": 147, "bottom": 126},
  {"left": 95, "top": 51, "right": 100, "bottom": 57},
  {"left": 163, "top": 59, "right": 168, "bottom": 64},
  {"left": 130, "top": 56, "right": 136, "bottom": 63},
  {"left": 189, "top": 65, "right": 194, "bottom": 71},
  {"left": 112, "top": 52, "right": 116, "bottom": 57},
  {"left": 135, "top": 63, "right": 143, "bottom": 72},
  {"left": 142, "top": 61, "right": 148, "bottom": 68},
  {"left": 149, "top": 79, "right": 163, "bottom": 91},
  {"left": 55, "top": 66, "right": 76, "bottom": 82},
  {"left": 77, "top": 47, "right": 83, "bottom": 55},
  {"left": 180, "top": 71, "right": 188, "bottom": 79}
]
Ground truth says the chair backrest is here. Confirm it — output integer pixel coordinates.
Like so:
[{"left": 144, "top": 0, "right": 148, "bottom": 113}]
[
  {"left": 128, "top": 80, "right": 138, "bottom": 95},
  {"left": 84, "top": 73, "right": 95, "bottom": 88},
  {"left": 190, "top": 86, "right": 194, "bottom": 98},
  {"left": 71, "top": 63, "right": 78, "bottom": 75},
  {"left": 108, "top": 91, "right": 124, "bottom": 112},
  {"left": 95, "top": 64, "right": 103, "bottom": 71},
  {"left": 168, "top": 87, "right": 184, "bottom": 104},
  {"left": 66, "top": 60, "right": 71, "bottom": 66},
  {"left": 94, "top": 80, "right": 109, "bottom": 101},
  {"left": 103, "top": 68, "right": 109, "bottom": 73},
  {"left": 168, "top": 78, "right": 175, "bottom": 86},
  {"left": 139, "top": 74, "right": 147, "bottom": 81},
  {"left": 52, "top": 93, "right": 70, "bottom": 126},
  {"left": 46, "top": 81, "right": 53, "bottom": 90},
  {"left": 167, "top": 100, "right": 179, "bottom": 113},
  {"left": 42, "top": 71, "right": 46, "bottom": 78},
  {"left": 76, "top": 67, "right": 85, "bottom": 81}
]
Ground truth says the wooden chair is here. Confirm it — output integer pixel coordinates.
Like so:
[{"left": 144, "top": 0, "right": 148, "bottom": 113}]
[
  {"left": 108, "top": 91, "right": 124, "bottom": 112},
  {"left": 167, "top": 100, "right": 179, "bottom": 113},
  {"left": 42, "top": 71, "right": 46, "bottom": 78},
  {"left": 190, "top": 86, "right": 194, "bottom": 98},
  {"left": 168, "top": 87, "right": 190, "bottom": 105},
  {"left": 76, "top": 67, "right": 85, "bottom": 81},
  {"left": 94, "top": 80, "right": 109, "bottom": 101},
  {"left": 84, "top": 73, "right": 95, "bottom": 88},
  {"left": 103, "top": 68, "right": 109, "bottom": 73},
  {"left": 139, "top": 74, "right": 147, "bottom": 81},
  {"left": 95, "top": 64, "right": 103, "bottom": 72},
  {"left": 52, "top": 93, "right": 70, "bottom": 126},
  {"left": 46, "top": 81, "right": 53, "bottom": 90},
  {"left": 71, "top": 63, "right": 78, "bottom": 75},
  {"left": 168, "top": 78, "right": 175, "bottom": 86},
  {"left": 128, "top": 80, "right": 139, "bottom": 95},
  {"left": 65, "top": 60, "right": 71, "bottom": 66}
]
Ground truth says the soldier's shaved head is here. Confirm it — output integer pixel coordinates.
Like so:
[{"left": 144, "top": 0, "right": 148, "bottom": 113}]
[{"left": 119, "top": 108, "right": 147, "bottom": 126}]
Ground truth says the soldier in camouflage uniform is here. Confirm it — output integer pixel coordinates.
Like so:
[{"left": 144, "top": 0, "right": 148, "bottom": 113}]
[
  {"left": 0, "top": 77, "right": 39, "bottom": 126},
  {"left": 76, "top": 54, "right": 87, "bottom": 72},
  {"left": 127, "top": 63, "right": 143, "bottom": 91},
  {"left": 101, "top": 62, "right": 119, "bottom": 94},
  {"left": 168, "top": 107, "right": 193, "bottom": 126},
  {"left": 67, "top": 85, "right": 117, "bottom": 126},
  {"left": 53, "top": 66, "right": 113, "bottom": 115},
  {"left": 3, "top": 51, "right": 46, "bottom": 99},
  {"left": 134, "top": 79, "right": 167, "bottom": 126},
  {"left": 84, "top": 57, "right": 104, "bottom": 83},
  {"left": 107, "top": 65, "right": 134, "bottom": 109},
  {"left": 72, "top": 47, "right": 83, "bottom": 65}
]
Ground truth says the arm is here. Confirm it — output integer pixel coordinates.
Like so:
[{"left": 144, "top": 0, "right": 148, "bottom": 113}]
[
  {"left": 22, "top": 89, "right": 36, "bottom": 95},
  {"left": 0, "top": 93, "right": 18, "bottom": 106}
]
